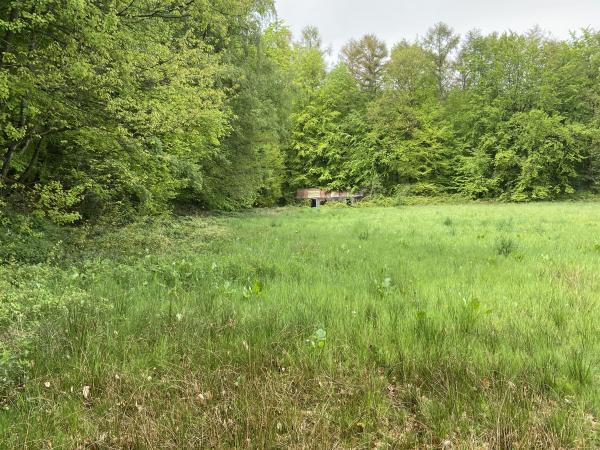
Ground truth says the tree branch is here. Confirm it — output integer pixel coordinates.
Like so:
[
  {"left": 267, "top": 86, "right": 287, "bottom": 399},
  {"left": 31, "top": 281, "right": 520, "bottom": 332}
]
[
  {"left": 116, "top": 0, "right": 138, "bottom": 16},
  {"left": 123, "top": 0, "right": 197, "bottom": 20}
]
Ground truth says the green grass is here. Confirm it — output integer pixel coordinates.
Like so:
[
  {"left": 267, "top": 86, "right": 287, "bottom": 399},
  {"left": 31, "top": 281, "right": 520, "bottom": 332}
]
[{"left": 1, "top": 203, "right": 600, "bottom": 448}]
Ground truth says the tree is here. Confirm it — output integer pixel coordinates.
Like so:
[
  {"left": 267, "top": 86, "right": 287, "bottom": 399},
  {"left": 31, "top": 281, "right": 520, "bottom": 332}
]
[
  {"left": 0, "top": 0, "right": 283, "bottom": 218},
  {"left": 291, "top": 27, "right": 327, "bottom": 103},
  {"left": 192, "top": 21, "right": 293, "bottom": 209},
  {"left": 422, "top": 22, "right": 460, "bottom": 97},
  {"left": 367, "top": 94, "right": 455, "bottom": 193},
  {"left": 341, "top": 34, "right": 388, "bottom": 94},
  {"left": 4, "top": 5, "right": 600, "bottom": 218},
  {"left": 287, "top": 64, "right": 366, "bottom": 190},
  {"left": 385, "top": 41, "right": 438, "bottom": 105},
  {"left": 449, "top": 29, "right": 600, "bottom": 199},
  {"left": 301, "top": 25, "right": 322, "bottom": 50}
]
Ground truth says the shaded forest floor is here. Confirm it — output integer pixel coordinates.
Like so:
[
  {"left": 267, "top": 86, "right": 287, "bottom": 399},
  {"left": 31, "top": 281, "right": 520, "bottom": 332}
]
[{"left": 1, "top": 203, "right": 600, "bottom": 448}]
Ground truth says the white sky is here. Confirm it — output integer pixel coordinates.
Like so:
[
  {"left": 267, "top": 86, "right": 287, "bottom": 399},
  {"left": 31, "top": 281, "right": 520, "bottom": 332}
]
[{"left": 275, "top": 0, "right": 600, "bottom": 61}]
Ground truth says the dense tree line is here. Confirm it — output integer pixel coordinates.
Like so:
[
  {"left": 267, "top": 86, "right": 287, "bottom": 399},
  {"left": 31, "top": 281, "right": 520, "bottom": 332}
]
[
  {"left": 288, "top": 25, "right": 600, "bottom": 201},
  {"left": 0, "top": 0, "right": 286, "bottom": 222},
  {"left": 2, "top": 3, "right": 600, "bottom": 223}
]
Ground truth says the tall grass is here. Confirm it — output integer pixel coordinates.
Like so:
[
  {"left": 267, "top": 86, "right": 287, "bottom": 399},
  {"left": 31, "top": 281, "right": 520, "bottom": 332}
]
[{"left": 1, "top": 204, "right": 599, "bottom": 448}]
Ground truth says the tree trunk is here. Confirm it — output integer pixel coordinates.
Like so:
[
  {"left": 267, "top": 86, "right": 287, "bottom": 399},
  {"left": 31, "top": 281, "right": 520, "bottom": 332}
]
[
  {"left": 1, "top": 134, "right": 33, "bottom": 182},
  {"left": 18, "top": 137, "right": 44, "bottom": 184},
  {"left": 0, "top": 7, "right": 19, "bottom": 70},
  {"left": 1, "top": 142, "right": 18, "bottom": 180}
]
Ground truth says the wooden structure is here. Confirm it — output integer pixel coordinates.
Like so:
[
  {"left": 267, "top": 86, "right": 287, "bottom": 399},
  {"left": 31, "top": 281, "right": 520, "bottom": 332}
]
[{"left": 296, "top": 188, "right": 364, "bottom": 207}]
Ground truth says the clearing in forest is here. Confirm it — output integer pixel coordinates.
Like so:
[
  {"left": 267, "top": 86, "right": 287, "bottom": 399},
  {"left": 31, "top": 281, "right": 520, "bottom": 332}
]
[{"left": 1, "top": 203, "right": 599, "bottom": 448}]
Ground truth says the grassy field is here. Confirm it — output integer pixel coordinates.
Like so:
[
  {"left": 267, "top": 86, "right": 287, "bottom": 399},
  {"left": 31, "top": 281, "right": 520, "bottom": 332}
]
[{"left": 1, "top": 203, "right": 600, "bottom": 448}]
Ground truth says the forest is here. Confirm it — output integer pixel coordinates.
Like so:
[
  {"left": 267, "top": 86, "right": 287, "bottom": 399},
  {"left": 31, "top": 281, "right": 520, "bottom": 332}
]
[{"left": 2, "top": 0, "right": 600, "bottom": 225}]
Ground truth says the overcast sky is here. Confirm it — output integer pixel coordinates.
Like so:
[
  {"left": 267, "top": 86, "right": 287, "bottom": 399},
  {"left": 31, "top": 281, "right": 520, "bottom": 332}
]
[{"left": 275, "top": 0, "right": 600, "bottom": 62}]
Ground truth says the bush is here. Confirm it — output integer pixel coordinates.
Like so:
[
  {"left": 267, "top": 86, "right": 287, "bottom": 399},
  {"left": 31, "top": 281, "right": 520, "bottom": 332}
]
[
  {"left": 32, "top": 181, "right": 83, "bottom": 225},
  {"left": 0, "top": 213, "right": 65, "bottom": 265}
]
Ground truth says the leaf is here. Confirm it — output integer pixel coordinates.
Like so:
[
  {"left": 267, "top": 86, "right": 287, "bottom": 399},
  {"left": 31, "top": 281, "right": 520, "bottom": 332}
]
[
  {"left": 310, "top": 328, "right": 327, "bottom": 349},
  {"left": 251, "top": 279, "right": 263, "bottom": 295}
]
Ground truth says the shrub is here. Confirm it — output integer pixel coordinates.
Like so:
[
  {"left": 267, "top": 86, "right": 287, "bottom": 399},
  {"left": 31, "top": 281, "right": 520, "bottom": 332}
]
[
  {"left": 0, "top": 213, "right": 68, "bottom": 265},
  {"left": 32, "top": 181, "right": 83, "bottom": 225}
]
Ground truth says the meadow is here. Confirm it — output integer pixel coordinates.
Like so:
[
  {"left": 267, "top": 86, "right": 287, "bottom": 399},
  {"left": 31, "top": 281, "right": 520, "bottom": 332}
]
[{"left": 1, "top": 203, "right": 600, "bottom": 449}]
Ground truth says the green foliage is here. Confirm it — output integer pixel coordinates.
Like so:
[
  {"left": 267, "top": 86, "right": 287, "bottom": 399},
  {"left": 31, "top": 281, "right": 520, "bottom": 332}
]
[
  {"left": 385, "top": 42, "right": 438, "bottom": 104},
  {"left": 449, "top": 30, "right": 600, "bottom": 200},
  {"left": 1, "top": 0, "right": 286, "bottom": 215},
  {"left": 287, "top": 26, "right": 600, "bottom": 203},
  {"left": 309, "top": 328, "right": 327, "bottom": 349},
  {"left": 367, "top": 100, "right": 456, "bottom": 192},
  {"left": 422, "top": 22, "right": 460, "bottom": 97},
  {"left": 3, "top": 11, "right": 600, "bottom": 215},
  {"left": 457, "top": 109, "right": 596, "bottom": 200},
  {"left": 341, "top": 34, "right": 388, "bottom": 93},
  {"left": 0, "top": 262, "right": 106, "bottom": 400},
  {"left": 32, "top": 181, "right": 82, "bottom": 224},
  {"left": 287, "top": 64, "right": 366, "bottom": 191}
]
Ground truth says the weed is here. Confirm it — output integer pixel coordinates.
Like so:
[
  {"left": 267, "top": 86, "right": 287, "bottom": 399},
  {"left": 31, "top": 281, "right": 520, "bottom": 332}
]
[
  {"left": 242, "top": 278, "right": 264, "bottom": 299},
  {"left": 495, "top": 235, "right": 517, "bottom": 256},
  {"left": 308, "top": 328, "right": 327, "bottom": 349},
  {"left": 374, "top": 276, "right": 394, "bottom": 297},
  {"left": 454, "top": 297, "right": 490, "bottom": 334},
  {"left": 496, "top": 217, "right": 514, "bottom": 231},
  {"left": 365, "top": 303, "right": 379, "bottom": 325}
]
